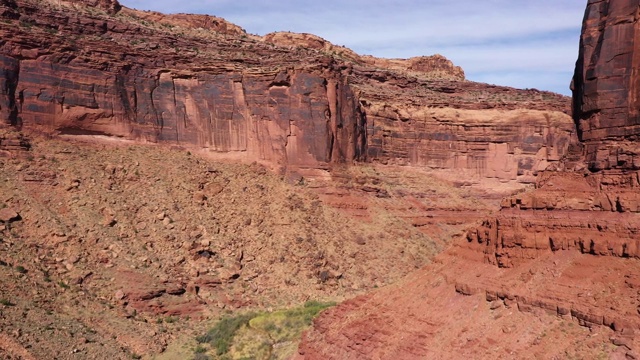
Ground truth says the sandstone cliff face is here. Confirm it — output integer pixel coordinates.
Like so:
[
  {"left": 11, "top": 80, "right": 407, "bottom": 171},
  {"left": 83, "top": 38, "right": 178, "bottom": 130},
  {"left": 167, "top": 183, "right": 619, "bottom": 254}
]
[
  {"left": 0, "top": 0, "right": 573, "bottom": 182},
  {"left": 363, "top": 102, "right": 573, "bottom": 183},
  {"left": 573, "top": 0, "right": 640, "bottom": 171},
  {"left": 468, "top": 0, "right": 640, "bottom": 268},
  {"left": 352, "top": 67, "right": 574, "bottom": 183},
  {"left": 10, "top": 59, "right": 365, "bottom": 169},
  {"left": 259, "top": 31, "right": 576, "bottom": 183},
  {"left": 0, "top": 0, "right": 366, "bottom": 172},
  {"left": 298, "top": 1, "right": 640, "bottom": 358}
]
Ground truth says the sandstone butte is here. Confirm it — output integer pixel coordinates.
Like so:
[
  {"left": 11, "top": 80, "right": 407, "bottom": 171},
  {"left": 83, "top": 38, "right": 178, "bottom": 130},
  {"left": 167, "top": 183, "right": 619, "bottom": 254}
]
[
  {"left": 297, "top": 1, "right": 640, "bottom": 359},
  {"left": 0, "top": 0, "right": 624, "bottom": 359}
]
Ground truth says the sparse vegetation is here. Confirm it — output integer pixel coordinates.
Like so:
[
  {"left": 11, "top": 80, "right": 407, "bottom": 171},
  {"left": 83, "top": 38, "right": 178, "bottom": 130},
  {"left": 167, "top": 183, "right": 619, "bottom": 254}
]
[
  {"left": 197, "top": 312, "right": 257, "bottom": 356},
  {"left": 0, "top": 299, "right": 16, "bottom": 306},
  {"left": 195, "top": 301, "right": 335, "bottom": 359}
]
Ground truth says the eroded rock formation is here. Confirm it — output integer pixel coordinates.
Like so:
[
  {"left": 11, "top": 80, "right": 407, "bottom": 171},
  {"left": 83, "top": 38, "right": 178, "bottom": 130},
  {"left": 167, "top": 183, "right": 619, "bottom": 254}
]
[
  {"left": 0, "top": 0, "right": 573, "bottom": 182},
  {"left": 0, "top": 0, "right": 367, "bottom": 173},
  {"left": 12, "top": 58, "right": 365, "bottom": 170},
  {"left": 573, "top": 0, "right": 640, "bottom": 171},
  {"left": 72, "top": 0, "right": 121, "bottom": 14},
  {"left": 467, "top": 0, "right": 640, "bottom": 267},
  {"left": 298, "top": 1, "right": 640, "bottom": 358}
]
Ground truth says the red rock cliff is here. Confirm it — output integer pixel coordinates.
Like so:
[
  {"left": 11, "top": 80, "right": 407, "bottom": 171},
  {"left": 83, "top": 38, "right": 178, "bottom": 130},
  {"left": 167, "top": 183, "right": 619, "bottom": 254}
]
[
  {"left": 0, "top": 0, "right": 573, "bottom": 182},
  {"left": 465, "top": 0, "right": 640, "bottom": 268},
  {"left": 297, "top": 2, "right": 640, "bottom": 358},
  {"left": 0, "top": 0, "right": 366, "bottom": 172},
  {"left": 573, "top": 0, "right": 640, "bottom": 170}
]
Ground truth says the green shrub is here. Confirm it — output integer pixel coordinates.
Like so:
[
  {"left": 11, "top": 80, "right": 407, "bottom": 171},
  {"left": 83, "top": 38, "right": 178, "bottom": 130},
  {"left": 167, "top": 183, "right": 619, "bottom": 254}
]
[
  {"left": 0, "top": 299, "right": 15, "bottom": 306},
  {"left": 196, "top": 312, "right": 256, "bottom": 355},
  {"left": 195, "top": 301, "right": 336, "bottom": 358}
]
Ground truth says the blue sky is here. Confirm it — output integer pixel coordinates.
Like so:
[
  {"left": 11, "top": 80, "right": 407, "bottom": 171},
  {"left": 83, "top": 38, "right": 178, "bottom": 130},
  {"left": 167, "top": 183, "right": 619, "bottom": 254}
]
[{"left": 119, "top": 0, "right": 586, "bottom": 95}]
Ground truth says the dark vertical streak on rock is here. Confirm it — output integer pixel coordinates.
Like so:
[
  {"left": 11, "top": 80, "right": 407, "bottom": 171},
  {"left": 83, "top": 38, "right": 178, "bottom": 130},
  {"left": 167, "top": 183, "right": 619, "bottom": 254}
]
[
  {"left": 115, "top": 67, "right": 133, "bottom": 122},
  {"left": 150, "top": 72, "right": 161, "bottom": 132},
  {"left": 0, "top": 55, "right": 20, "bottom": 127},
  {"left": 9, "top": 58, "right": 19, "bottom": 127}
]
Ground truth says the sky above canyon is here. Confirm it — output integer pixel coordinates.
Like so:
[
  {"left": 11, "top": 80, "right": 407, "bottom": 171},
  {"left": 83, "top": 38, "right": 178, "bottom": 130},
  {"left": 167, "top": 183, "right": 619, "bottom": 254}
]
[{"left": 119, "top": 0, "right": 585, "bottom": 96}]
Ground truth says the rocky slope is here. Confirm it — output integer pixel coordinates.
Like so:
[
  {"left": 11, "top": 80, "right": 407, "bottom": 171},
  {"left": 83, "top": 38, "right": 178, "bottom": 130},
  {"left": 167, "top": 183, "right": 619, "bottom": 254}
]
[
  {"left": 0, "top": 0, "right": 588, "bottom": 359},
  {"left": 0, "top": 0, "right": 574, "bottom": 185},
  {"left": 0, "top": 128, "right": 498, "bottom": 359},
  {"left": 297, "top": 1, "right": 640, "bottom": 359}
]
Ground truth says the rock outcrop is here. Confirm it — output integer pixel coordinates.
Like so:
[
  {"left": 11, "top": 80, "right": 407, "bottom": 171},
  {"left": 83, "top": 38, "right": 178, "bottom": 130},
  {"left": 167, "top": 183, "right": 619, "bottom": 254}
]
[
  {"left": 0, "top": 0, "right": 573, "bottom": 182},
  {"left": 297, "top": 1, "right": 640, "bottom": 358},
  {"left": 467, "top": 0, "right": 640, "bottom": 267},
  {"left": 13, "top": 58, "right": 365, "bottom": 170},
  {"left": 0, "top": 0, "right": 367, "bottom": 174},
  {"left": 72, "top": 0, "right": 121, "bottom": 14},
  {"left": 263, "top": 32, "right": 465, "bottom": 80},
  {"left": 351, "top": 66, "right": 574, "bottom": 184},
  {"left": 361, "top": 96, "right": 573, "bottom": 183},
  {"left": 573, "top": 0, "right": 640, "bottom": 171}
]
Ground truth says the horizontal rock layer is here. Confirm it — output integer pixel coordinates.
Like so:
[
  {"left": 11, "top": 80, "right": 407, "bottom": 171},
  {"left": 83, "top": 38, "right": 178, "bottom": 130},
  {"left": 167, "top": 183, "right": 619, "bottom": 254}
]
[
  {"left": 365, "top": 106, "right": 574, "bottom": 183},
  {"left": 0, "top": 0, "right": 573, "bottom": 181},
  {"left": 4, "top": 56, "right": 365, "bottom": 169},
  {"left": 297, "top": 249, "right": 640, "bottom": 359},
  {"left": 298, "top": 1, "right": 640, "bottom": 358},
  {"left": 465, "top": 170, "right": 640, "bottom": 268}
]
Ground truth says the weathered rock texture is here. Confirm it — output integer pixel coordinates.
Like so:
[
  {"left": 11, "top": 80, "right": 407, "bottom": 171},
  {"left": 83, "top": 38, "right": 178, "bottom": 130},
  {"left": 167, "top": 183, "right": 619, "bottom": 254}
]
[
  {"left": 263, "top": 32, "right": 465, "bottom": 81},
  {"left": 0, "top": 0, "right": 366, "bottom": 173},
  {"left": 72, "top": 0, "right": 121, "bottom": 14},
  {"left": 573, "top": 0, "right": 640, "bottom": 171},
  {"left": 0, "top": 0, "right": 573, "bottom": 181},
  {"left": 363, "top": 105, "right": 573, "bottom": 183},
  {"left": 467, "top": 0, "right": 640, "bottom": 268},
  {"left": 298, "top": 1, "right": 640, "bottom": 358},
  {"left": 465, "top": 168, "right": 640, "bottom": 268}
]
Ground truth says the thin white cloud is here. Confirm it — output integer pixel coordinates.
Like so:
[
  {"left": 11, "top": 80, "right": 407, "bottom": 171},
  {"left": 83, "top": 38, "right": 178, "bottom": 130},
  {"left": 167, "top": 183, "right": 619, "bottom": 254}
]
[{"left": 119, "top": 0, "right": 585, "bottom": 95}]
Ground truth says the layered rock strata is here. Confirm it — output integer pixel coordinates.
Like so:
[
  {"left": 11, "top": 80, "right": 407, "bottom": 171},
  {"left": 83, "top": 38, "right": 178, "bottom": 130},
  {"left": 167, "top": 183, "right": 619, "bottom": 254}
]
[
  {"left": 298, "top": 1, "right": 640, "bottom": 358},
  {"left": 467, "top": 0, "right": 640, "bottom": 267},
  {"left": 0, "top": 0, "right": 366, "bottom": 173},
  {"left": 0, "top": 0, "right": 573, "bottom": 181}
]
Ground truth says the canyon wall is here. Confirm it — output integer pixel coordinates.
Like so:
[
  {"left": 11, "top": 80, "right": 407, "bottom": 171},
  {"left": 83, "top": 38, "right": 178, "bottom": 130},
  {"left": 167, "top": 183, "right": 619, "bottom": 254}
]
[
  {"left": 0, "top": 0, "right": 366, "bottom": 172},
  {"left": 5, "top": 59, "right": 365, "bottom": 169},
  {"left": 297, "top": 2, "right": 640, "bottom": 358},
  {"left": 364, "top": 105, "right": 573, "bottom": 183},
  {"left": 573, "top": 0, "right": 640, "bottom": 171},
  {"left": 0, "top": 0, "right": 573, "bottom": 181},
  {"left": 466, "top": 0, "right": 640, "bottom": 267},
  {"left": 264, "top": 30, "right": 576, "bottom": 182}
]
